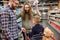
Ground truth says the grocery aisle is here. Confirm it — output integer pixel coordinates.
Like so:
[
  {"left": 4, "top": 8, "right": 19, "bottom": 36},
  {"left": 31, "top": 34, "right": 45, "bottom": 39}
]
[
  {"left": 41, "top": 19, "right": 60, "bottom": 40},
  {"left": 41, "top": 13, "right": 60, "bottom": 40}
]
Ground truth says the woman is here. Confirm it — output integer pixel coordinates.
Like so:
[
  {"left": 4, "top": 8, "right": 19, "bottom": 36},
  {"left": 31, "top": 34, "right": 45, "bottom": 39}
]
[
  {"left": 17, "top": 2, "right": 35, "bottom": 32},
  {"left": 17, "top": 3, "right": 36, "bottom": 40}
]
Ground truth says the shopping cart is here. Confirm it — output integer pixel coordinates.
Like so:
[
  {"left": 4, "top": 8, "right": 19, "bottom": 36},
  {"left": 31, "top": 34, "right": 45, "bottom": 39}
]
[
  {"left": 30, "top": 32, "right": 43, "bottom": 40},
  {"left": 30, "top": 32, "right": 56, "bottom": 40}
]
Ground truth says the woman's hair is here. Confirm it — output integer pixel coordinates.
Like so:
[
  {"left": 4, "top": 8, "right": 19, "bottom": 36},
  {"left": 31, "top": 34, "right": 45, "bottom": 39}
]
[{"left": 21, "top": 2, "right": 32, "bottom": 20}]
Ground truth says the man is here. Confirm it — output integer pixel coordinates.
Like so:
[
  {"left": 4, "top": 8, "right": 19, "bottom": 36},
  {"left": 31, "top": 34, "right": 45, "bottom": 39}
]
[{"left": 0, "top": 0, "right": 26, "bottom": 40}]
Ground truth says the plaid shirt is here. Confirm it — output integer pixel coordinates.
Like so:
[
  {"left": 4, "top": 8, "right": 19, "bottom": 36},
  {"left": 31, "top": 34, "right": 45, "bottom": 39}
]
[{"left": 0, "top": 5, "right": 21, "bottom": 40}]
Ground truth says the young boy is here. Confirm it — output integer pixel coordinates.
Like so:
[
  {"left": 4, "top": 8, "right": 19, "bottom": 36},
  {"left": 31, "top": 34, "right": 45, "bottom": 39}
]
[{"left": 27, "top": 15, "right": 44, "bottom": 40}]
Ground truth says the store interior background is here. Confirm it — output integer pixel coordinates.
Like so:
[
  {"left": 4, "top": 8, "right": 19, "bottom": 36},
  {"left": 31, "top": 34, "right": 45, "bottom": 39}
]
[{"left": 0, "top": 0, "right": 60, "bottom": 40}]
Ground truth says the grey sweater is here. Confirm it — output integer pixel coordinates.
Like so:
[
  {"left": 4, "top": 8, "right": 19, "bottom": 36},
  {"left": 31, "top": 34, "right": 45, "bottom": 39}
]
[{"left": 17, "top": 12, "right": 35, "bottom": 32}]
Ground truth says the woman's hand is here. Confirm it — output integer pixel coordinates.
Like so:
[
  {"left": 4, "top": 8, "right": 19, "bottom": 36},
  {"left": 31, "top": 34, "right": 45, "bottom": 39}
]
[{"left": 21, "top": 28, "right": 26, "bottom": 32}]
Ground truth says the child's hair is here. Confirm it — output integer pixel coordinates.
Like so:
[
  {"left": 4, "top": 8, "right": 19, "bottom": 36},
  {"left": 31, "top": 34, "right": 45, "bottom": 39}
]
[{"left": 33, "top": 15, "right": 40, "bottom": 23}]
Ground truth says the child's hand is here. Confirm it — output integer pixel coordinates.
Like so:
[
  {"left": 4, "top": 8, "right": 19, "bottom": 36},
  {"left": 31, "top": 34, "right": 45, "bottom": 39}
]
[{"left": 21, "top": 28, "right": 26, "bottom": 32}]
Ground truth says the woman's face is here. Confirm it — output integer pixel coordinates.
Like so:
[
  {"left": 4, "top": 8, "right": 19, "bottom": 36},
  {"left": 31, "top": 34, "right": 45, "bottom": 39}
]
[{"left": 25, "top": 5, "right": 30, "bottom": 12}]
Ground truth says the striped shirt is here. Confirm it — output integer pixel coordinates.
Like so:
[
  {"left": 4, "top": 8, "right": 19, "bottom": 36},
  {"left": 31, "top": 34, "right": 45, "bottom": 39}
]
[{"left": 0, "top": 5, "right": 21, "bottom": 40}]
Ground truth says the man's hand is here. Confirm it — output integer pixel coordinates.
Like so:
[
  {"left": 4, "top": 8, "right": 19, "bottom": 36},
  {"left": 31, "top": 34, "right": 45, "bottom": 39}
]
[{"left": 21, "top": 28, "right": 26, "bottom": 32}]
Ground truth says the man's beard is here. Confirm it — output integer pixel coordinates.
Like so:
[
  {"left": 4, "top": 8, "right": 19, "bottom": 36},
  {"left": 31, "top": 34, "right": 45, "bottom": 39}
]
[{"left": 11, "top": 5, "right": 16, "bottom": 10}]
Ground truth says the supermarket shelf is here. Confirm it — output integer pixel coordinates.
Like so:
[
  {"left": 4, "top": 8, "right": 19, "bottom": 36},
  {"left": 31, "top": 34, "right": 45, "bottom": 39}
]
[
  {"left": 49, "top": 15, "right": 60, "bottom": 18},
  {"left": 49, "top": 20, "right": 60, "bottom": 30},
  {"left": 48, "top": 22, "right": 60, "bottom": 34},
  {"left": 49, "top": 17, "right": 60, "bottom": 22},
  {"left": 48, "top": 10, "right": 60, "bottom": 13},
  {"left": 50, "top": 20, "right": 60, "bottom": 26},
  {"left": 49, "top": 17, "right": 56, "bottom": 20},
  {"left": 38, "top": 3, "right": 58, "bottom": 6},
  {"left": 48, "top": 9, "right": 60, "bottom": 32}
]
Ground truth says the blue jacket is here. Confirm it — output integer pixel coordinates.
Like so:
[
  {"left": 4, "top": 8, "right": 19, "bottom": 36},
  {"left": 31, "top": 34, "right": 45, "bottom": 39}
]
[{"left": 32, "top": 24, "right": 44, "bottom": 36}]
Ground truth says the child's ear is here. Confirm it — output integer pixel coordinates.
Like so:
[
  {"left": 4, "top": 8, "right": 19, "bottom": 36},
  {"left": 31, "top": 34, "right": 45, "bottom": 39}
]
[
  {"left": 32, "top": 19, "right": 34, "bottom": 23},
  {"left": 32, "top": 19, "right": 35, "bottom": 24}
]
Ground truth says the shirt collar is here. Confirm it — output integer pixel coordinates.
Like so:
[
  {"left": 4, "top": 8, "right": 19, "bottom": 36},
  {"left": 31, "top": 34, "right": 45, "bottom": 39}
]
[
  {"left": 6, "top": 5, "right": 14, "bottom": 12},
  {"left": 6, "top": 4, "right": 13, "bottom": 10}
]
